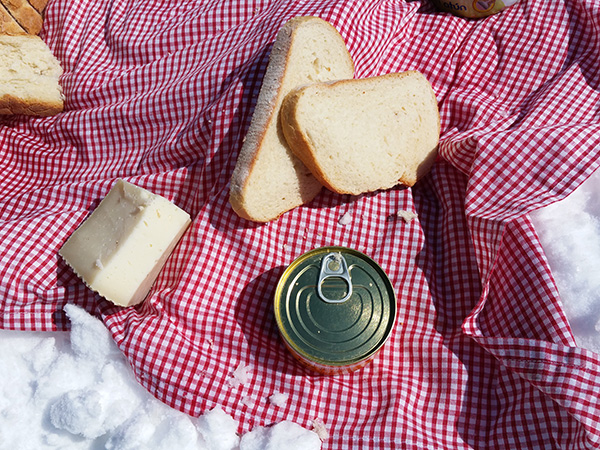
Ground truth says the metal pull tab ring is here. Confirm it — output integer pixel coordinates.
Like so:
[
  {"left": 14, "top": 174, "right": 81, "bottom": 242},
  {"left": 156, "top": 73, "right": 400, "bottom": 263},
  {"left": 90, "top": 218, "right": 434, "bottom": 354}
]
[{"left": 317, "top": 252, "right": 353, "bottom": 303}]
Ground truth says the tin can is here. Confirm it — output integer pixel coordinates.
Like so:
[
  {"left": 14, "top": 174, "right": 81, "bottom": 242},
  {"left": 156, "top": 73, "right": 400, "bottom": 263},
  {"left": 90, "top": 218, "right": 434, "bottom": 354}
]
[
  {"left": 274, "top": 246, "right": 397, "bottom": 375},
  {"left": 432, "top": 0, "right": 519, "bottom": 19}
]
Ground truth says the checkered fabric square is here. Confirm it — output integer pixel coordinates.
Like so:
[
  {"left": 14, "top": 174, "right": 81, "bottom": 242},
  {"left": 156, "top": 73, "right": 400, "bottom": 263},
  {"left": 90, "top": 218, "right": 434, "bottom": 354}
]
[{"left": 1, "top": 0, "right": 600, "bottom": 448}]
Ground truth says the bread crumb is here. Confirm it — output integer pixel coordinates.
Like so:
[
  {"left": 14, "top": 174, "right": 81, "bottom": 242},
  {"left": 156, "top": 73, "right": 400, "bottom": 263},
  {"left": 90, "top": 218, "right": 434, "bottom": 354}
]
[
  {"left": 338, "top": 211, "right": 352, "bottom": 226},
  {"left": 241, "top": 396, "right": 255, "bottom": 408},
  {"left": 396, "top": 210, "right": 418, "bottom": 223},
  {"left": 312, "top": 417, "right": 329, "bottom": 440},
  {"left": 268, "top": 392, "right": 289, "bottom": 407}
]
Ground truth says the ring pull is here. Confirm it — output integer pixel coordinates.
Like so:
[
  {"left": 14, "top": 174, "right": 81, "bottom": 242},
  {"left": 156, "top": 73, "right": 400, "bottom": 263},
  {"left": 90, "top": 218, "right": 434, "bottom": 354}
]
[{"left": 317, "top": 252, "right": 353, "bottom": 303}]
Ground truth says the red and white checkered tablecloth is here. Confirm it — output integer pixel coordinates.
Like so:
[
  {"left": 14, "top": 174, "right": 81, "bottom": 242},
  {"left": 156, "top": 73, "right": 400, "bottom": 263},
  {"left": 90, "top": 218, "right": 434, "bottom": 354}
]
[{"left": 2, "top": 0, "right": 600, "bottom": 448}]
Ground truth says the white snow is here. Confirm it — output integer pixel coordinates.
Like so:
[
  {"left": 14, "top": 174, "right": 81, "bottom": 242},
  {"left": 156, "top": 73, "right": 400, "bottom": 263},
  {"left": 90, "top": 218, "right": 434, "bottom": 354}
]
[
  {"left": 228, "top": 363, "right": 251, "bottom": 389},
  {"left": 2, "top": 168, "right": 600, "bottom": 448},
  {"left": 0, "top": 304, "right": 320, "bottom": 450},
  {"left": 239, "top": 420, "right": 322, "bottom": 450},
  {"left": 530, "top": 168, "right": 600, "bottom": 354}
]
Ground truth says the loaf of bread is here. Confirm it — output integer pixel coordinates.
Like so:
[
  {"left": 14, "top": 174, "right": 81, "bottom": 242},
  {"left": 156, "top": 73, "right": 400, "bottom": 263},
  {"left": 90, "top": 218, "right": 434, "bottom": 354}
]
[
  {"left": 229, "top": 16, "right": 354, "bottom": 222},
  {"left": 0, "top": 0, "right": 47, "bottom": 35},
  {"left": 280, "top": 71, "right": 440, "bottom": 195},
  {"left": 0, "top": 34, "right": 63, "bottom": 116}
]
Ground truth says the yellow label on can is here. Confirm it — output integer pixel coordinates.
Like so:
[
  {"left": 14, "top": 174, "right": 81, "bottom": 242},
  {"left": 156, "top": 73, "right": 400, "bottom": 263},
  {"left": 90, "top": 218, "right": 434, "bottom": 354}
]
[{"left": 432, "top": 0, "right": 518, "bottom": 18}]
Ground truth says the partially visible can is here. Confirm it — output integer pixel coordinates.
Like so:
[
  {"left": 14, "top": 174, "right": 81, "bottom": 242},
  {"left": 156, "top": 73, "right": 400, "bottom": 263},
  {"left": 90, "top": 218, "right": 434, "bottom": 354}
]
[
  {"left": 274, "top": 246, "right": 397, "bottom": 375},
  {"left": 432, "top": 0, "right": 519, "bottom": 19}
]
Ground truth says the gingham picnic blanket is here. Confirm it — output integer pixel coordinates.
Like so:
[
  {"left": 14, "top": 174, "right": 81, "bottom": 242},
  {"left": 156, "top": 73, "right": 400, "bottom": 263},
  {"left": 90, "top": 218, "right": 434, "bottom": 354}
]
[{"left": 2, "top": 0, "right": 600, "bottom": 448}]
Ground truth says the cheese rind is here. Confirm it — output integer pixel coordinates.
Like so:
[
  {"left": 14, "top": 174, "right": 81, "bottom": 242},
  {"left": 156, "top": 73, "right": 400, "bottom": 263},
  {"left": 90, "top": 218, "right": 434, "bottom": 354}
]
[{"left": 59, "top": 180, "right": 191, "bottom": 307}]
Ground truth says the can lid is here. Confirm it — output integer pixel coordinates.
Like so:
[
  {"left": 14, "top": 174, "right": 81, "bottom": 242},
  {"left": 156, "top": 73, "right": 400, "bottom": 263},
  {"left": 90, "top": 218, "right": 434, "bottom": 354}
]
[{"left": 275, "top": 246, "right": 396, "bottom": 368}]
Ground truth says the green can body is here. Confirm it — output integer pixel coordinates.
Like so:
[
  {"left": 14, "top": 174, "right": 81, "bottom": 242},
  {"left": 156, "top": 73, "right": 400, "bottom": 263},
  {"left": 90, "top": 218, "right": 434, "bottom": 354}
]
[{"left": 274, "top": 246, "right": 397, "bottom": 375}]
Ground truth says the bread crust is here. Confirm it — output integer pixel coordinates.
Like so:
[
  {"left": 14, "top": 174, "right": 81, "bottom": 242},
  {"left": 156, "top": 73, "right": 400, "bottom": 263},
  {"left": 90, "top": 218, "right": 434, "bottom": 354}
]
[
  {"left": 0, "top": 0, "right": 46, "bottom": 35},
  {"left": 229, "top": 18, "right": 301, "bottom": 222},
  {"left": 281, "top": 72, "right": 440, "bottom": 195},
  {"left": 280, "top": 85, "right": 335, "bottom": 191},
  {"left": 0, "top": 34, "right": 64, "bottom": 116},
  {"left": 28, "top": 0, "right": 48, "bottom": 14},
  {"left": 229, "top": 16, "right": 354, "bottom": 222},
  {"left": 0, "top": 93, "right": 62, "bottom": 116}
]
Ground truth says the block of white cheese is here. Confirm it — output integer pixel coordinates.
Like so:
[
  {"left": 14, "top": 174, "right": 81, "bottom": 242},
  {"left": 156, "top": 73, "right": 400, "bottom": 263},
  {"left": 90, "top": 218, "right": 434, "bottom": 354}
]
[{"left": 59, "top": 179, "right": 192, "bottom": 307}]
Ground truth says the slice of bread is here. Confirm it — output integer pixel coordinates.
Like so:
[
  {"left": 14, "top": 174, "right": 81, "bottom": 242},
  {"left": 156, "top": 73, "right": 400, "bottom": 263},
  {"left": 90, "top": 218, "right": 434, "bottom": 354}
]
[
  {"left": 280, "top": 71, "right": 440, "bottom": 196},
  {"left": 0, "top": 34, "right": 63, "bottom": 116},
  {"left": 229, "top": 16, "right": 354, "bottom": 222}
]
